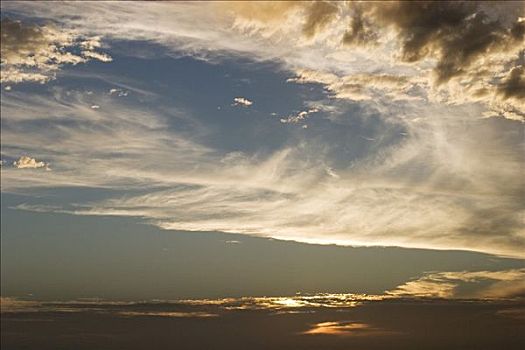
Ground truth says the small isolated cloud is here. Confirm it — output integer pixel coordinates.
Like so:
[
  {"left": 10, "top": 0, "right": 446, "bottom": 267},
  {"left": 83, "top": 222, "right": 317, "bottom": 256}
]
[
  {"left": 109, "top": 88, "right": 129, "bottom": 97},
  {"left": 13, "top": 155, "right": 50, "bottom": 170},
  {"left": 232, "top": 97, "right": 253, "bottom": 107},
  {"left": 303, "top": 321, "right": 396, "bottom": 337},
  {"left": 0, "top": 18, "right": 112, "bottom": 84},
  {"left": 280, "top": 108, "right": 318, "bottom": 124},
  {"left": 90, "top": 105, "right": 100, "bottom": 109},
  {"left": 224, "top": 240, "right": 241, "bottom": 244}
]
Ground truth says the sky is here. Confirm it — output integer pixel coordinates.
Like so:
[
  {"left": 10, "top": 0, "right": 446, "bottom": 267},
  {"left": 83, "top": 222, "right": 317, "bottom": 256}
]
[{"left": 1, "top": 1, "right": 525, "bottom": 302}]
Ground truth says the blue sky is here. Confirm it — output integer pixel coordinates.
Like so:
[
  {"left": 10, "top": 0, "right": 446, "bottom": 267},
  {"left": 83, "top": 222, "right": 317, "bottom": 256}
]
[{"left": 1, "top": 1, "right": 524, "bottom": 300}]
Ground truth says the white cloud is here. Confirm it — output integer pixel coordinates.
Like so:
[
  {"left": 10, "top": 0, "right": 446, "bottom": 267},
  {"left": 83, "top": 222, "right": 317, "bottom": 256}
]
[
  {"left": 3, "top": 1, "right": 520, "bottom": 117},
  {"left": 387, "top": 269, "right": 525, "bottom": 299},
  {"left": 289, "top": 70, "right": 425, "bottom": 102},
  {"left": 232, "top": 97, "right": 253, "bottom": 107},
  {"left": 0, "top": 18, "right": 112, "bottom": 84},
  {"left": 224, "top": 240, "right": 241, "bottom": 244},
  {"left": 109, "top": 88, "right": 129, "bottom": 97},
  {"left": 12, "top": 156, "right": 50, "bottom": 170},
  {"left": 80, "top": 50, "right": 112, "bottom": 63},
  {"left": 280, "top": 108, "right": 318, "bottom": 124},
  {"left": 325, "top": 167, "right": 339, "bottom": 179},
  {"left": 1, "top": 2, "right": 524, "bottom": 258}
]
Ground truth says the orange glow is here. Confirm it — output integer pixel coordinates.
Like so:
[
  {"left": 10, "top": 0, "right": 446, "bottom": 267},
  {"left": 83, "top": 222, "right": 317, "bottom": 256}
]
[{"left": 303, "top": 321, "right": 397, "bottom": 337}]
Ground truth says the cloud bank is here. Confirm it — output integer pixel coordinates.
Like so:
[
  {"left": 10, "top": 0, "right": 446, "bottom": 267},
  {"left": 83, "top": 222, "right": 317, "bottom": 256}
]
[{"left": 387, "top": 269, "right": 525, "bottom": 299}]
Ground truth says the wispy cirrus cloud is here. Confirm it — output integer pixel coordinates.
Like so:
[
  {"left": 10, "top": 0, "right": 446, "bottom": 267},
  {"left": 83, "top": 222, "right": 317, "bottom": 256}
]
[{"left": 1, "top": 1, "right": 524, "bottom": 258}]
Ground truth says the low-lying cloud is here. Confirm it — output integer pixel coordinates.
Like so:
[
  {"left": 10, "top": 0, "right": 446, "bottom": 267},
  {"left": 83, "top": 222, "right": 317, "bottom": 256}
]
[{"left": 387, "top": 269, "right": 525, "bottom": 299}]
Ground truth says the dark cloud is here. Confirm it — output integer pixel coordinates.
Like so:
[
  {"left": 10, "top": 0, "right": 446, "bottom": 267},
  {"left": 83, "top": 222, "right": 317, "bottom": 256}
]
[
  {"left": 2, "top": 296, "right": 525, "bottom": 349},
  {"left": 1, "top": 18, "right": 47, "bottom": 60},
  {"left": 457, "top": 204, "right": 525, "bottom": 256},
  {"left": 342, "top": 7, "right": 377, "bottom": 46},
  {"left": 497, "top": 66, "right": 525, "bottom": 100},
  {"left": 368, "top": 1, "right": 524, "bottom": 84},
  {"left": 302, "top": 1, "right": 339, "bottom": 38},
  {"left": 511, "top": 21, "right": 525, "bottom": 40}
]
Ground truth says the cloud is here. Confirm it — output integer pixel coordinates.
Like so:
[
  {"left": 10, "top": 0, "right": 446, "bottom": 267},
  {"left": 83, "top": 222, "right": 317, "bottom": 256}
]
[
  {"left": 387, "top": 269, "right": 525, "bottom": 299},
  {"left": 497, "top": 308, "right": 525, "bottom": 320},
  {"left": 349, "top": 2, "right": 525, "bottom": 120},
  {"left": 4, "top": 1, "right": 521, "bottom": 117},
  {"left": 280, "top": 108, "right": 318, "bottom": 124},
  {"left": 12, "top": 156, "right": 49, "bottom": 170},
  {"left": 222, "top": 1, "right": 300, "bottom": 25},
  {"left": 302, "top": 1, "right": 339, "bottom": 38},
  {"left": 325, "top": 167, "right": 339, "bottom": 179},
  {"left": 117, "top": 311, "right": 218, "bottom": 318},
  {"left": 2, "top": 84, "right": 524, "bottom": 257},
  {"left": 342, "top": 6, "right": 378, "bottom": 46},
  {"left": 1, "top": 2, "right": 524, "bottom": 257},
  {"left": 224, "top": 1, "right": 338, "bottom": 39},
  {"left": 232, "top": 97, "right": 253, "bottom": 107},
  {"left": 224, "top": 1, "right": 524, "bottom": 113},
  {"left": 302, "top": 321, "right": 396, "bottom": 337},
  {"left": 224, "top": 240, "right": 241, "bottom": 244},
  {"left": 0, "top": 18, "right": 111, "bottom": 84},
  {"left": 227, "top": 1, "right": 524, "bottom": 120},
  {"left": 109, "top": 88, "right": 129, "bottom": 97},
  {"left": 497, "top": 65, "right": 525, "bottom": 101},
  {"left": 0, "top": 294, "right": 381, "bottom": 316},
  {"left": 80, "top": 50, "right": 112, "bottom": 63},
  {"left": 0, "top": 297, "right": 41, "bottom": 313},
  {"left": 366, "top": 2, "right": 524, "bottom": 81},
  {"left": 289, "top": 70, "right": 422, "bottom": 101}
]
